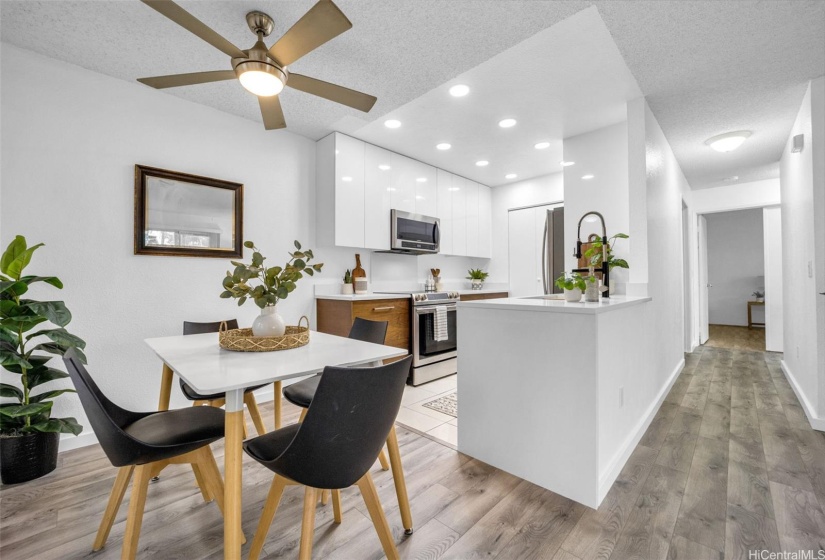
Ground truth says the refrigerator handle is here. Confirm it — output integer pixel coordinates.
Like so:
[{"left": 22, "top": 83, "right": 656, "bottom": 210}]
[{"left": 542, "top": 210, "right": 551, "bottom": 294}]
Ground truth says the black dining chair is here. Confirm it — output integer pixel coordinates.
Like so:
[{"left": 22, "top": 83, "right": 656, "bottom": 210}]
[
  {"left": 244, "top": 355, "right": 413, "bottom": 560},
  {"left": 62, "top": 349, "right": 227, "bottom": 560},
  {"left": 180, "top": 320, "right": 271, "bottom": 437}
]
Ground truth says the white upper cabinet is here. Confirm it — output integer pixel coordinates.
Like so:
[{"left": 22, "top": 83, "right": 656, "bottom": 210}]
[
  {"left": 451, "top": 176, "right": 468, "bottom": 257},
  {"left": 436, "top": 169, "right": 453, "bottom": 255},
  {"left": 413, "top": 161, "right": 437, "bottom": 217},
  {"left": 364, "top": 143, "right": 394, "bottom": 250},
  {"left": 390, "top": 153, "right": 417, "bottom": 213},
  {"left": 478, "top": 184, "right": 492, "bottom": 258},
  {"left": 465, "top": 180, "right": 480, "bottom": 258}
]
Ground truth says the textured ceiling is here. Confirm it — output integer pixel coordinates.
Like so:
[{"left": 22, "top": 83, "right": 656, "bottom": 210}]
[{"left": 1, "top": 1, "right": 824, "bottom": 191}]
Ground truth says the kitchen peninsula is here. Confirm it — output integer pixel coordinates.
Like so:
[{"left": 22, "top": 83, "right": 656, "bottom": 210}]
[{"left": 457, "top": 295, "right": 670, "bottom": 509}]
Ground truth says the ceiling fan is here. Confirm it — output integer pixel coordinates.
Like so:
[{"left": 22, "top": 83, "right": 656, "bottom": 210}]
[{"left": 137, "top": 0, "right": 377, "bottom": 130}]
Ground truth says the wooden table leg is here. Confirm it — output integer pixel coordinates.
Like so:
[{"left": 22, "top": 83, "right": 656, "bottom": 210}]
[
  {"left": 273, "top": 381, "right": 282, "bottom": 430},
  {"left": 386, "top": 425, "right": 413, "bottom": 534},
  {"left": 224, "top": 389, "right": 245, "bottom": 560},
  {"left": 157, "top": 364, "right": 174, "bottom": 411}
]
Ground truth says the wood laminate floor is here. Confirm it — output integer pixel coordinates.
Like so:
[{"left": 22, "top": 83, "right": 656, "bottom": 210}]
[
  {"left": 706, "top": 324, "right": 766, "bottom": 352},
  {"left": 2, "top": 347, "right": 825, "bottom": 559}
]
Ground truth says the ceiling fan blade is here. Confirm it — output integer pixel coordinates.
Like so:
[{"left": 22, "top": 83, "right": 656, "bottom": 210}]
[
  {"left": 138, "top": 70, "right": 236, "bottom": 89},
  {"left": 259, "top": 95, "right": 287, "bottom": 130},
  {"left": 142, "top": 0, "right": 246, "bottom": 59},
  {"left": 287, "top": 74, "right": 377, "bottom": 112},
  {"left": 267, "top": 0, "right": 352, "bottom": 67}
]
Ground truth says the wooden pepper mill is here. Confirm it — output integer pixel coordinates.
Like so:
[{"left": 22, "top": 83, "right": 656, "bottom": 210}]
[{"left": 352, "top": 254, "right": 368, "bottom": 294}]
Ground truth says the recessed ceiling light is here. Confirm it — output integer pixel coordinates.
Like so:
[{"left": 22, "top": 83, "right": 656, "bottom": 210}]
[
  {"left": 384, "top": 119, "right": 402, "bottom": 129},
  {"left": 448, "top": 187, "right": 460, "bottom": 191},
  {"left": 449, "top": 84, "right": 470, "bottom": 97},
  {"left": 416, "top": 177, "right": 427, "bottom": 183},
  {"left": 705, "top": 130, "right": 751, "bottom": 152},
  {"left": 378, "top": 164, "right": 391, "bottom": 171},
  {"left": 498, "top": 118, "right": 517, "bottom": 128},
  {"left": 436, "top": 143, "right": 452, "bottom": 150},
  {"left": 342, "top": 176, "right": 353, "bottom": 182},
  {"left": 416, "top": 195, "right": 424, "bottom": 200},
  {"left": 582, "top": 174, "right": 594, "bottom": 180},
  {"left": 534, "top": 142, "right": 550, "bottom": 150},
  {"left": 387, "top": 187, "right": 396, "bottom": 192},
  {"left": 560, "top": 161, "right": 575, "bottom": 167},
  {"left": 475, "top": 160, "right": 489, "bottom": 167},
  {"left": 505, "top": 173, "right": 518, "bottom": 179},
  {"left": 724, "top": 175, "right": 739, "bottom": 182}
]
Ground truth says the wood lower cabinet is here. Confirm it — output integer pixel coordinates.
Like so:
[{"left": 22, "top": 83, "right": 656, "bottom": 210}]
[
  {"left": 459, "top": 292, "right": 509, "bottom": 302},
  {"left": 316, "top": 298, "right": 411, "bottom": 354}
]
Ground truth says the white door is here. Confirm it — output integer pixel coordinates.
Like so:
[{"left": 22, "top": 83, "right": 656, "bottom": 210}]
[
  {"left": 698, "top": 214, "right": 709, "bottom": 344},
  {"left": 508, "top": 206, "right": 538, "bottom": 297}
]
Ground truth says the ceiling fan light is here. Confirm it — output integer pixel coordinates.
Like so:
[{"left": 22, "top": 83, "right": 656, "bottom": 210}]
[
  {"left": 235, "top": 61, "right": 285, "bottom": 97},
  {"left": 705, "top": 130, "right": 751, "bottom": 153}
]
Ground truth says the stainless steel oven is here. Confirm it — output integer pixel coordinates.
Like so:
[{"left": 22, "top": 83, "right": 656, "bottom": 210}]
[
  {"left": 410, "top": 292, "right": 458, "bottom": 385},
  {"left": 390, "top": 210, "right": 440, "bottom": 254}
]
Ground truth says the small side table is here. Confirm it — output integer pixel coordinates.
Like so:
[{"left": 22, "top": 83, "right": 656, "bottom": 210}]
[{"left": 748, "top": 301, "right": 765, "bottom": 329}]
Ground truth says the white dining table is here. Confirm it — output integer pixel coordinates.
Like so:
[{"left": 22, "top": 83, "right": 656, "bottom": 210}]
[{"left": 144, "top": 330, "right": 408, "bottom": 560}]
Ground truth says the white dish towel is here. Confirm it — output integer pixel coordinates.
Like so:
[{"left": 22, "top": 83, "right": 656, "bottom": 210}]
[{"left": 434, "top": 306, "right": 449, "bottom": 342}]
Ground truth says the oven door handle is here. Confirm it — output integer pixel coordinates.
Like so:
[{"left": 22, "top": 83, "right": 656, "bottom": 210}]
[{"left": 415, "top": 304, "right": 457, "bottom": 314}]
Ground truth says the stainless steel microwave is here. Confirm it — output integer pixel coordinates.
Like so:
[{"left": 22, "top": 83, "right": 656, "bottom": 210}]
[{"left": 390, "top": 210, "right": 440, "bottom": 254}]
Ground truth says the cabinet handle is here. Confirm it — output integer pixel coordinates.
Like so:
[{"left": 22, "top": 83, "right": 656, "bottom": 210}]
[{"left": 372, "top": 306, "right": 395, "bottom": 312}]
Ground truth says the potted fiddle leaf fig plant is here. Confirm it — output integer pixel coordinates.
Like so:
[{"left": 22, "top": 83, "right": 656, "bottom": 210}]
[
  {"left": 220, "top": 240, "right": 323, "bottom": 337},
  {"left": 1, "top": 235, "right": 85, "bottom": 485},
  {"left": 466, "top": 268, "right": 490, "bottom": 290}
]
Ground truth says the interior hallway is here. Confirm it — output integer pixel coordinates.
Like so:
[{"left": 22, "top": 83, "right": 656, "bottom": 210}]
[{"left": 706, "top": 324, "right": 767, "bottom": 352}]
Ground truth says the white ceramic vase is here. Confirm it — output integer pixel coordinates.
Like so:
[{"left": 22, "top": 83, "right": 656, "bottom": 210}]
[
  {"left": 564, "top": 288, "right": 583, "bottom": 302},
  {"left": 471, "top": 279, "right": 483, "bottom": 290},
  {"left": 341, "top": 283, "right": 354, "bottom": 295},
  {"left": 252, "top": 305, "right": 286, "bottom": 337}
]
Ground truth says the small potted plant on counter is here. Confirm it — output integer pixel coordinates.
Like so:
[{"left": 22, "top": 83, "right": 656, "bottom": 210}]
[
  {"left": 555, "top": 272, "right": 587, "bottom": 302},
  {"left": 342, "top": 269, "right": 353, "bottom": 295},
  {"left": 752, "top": 290, "right": 764, "bottom": 302},
  {"left": 0, "top": 236, "right": 85, "bottom": 485},
  {"left": 466, "top": 268, "right": 490, "bottom": 290},
  {"left": 584, "top": 232, "right": 630, "bottom": 271}
]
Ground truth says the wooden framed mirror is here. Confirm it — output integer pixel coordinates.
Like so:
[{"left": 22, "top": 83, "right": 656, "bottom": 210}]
[{"left": 134, "top": 165, "right": 243, "bottom": 258}]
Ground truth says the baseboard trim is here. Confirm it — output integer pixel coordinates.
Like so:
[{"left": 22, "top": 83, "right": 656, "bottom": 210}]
[
  {"left": 780, "top": 360, "right": 825, "bottom": 431},
  {"left": 597, "top": 357, "right": 685, "bottom": 502}
]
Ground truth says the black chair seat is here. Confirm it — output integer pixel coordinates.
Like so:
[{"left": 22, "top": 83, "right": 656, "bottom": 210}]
[
  {"left": 180, "top": 380, "right": 267, "bottom": 402},
  {"left": 123, "top": 406, "right": 225, "bottom": 463},
  {"left": 282, "top": 376, "right": 320, "bottom": 408},
  {"left": 243, "top": 423, "right": 301, "bottom": 464}
]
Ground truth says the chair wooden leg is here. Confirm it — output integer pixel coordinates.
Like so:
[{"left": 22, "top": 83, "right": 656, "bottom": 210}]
[
  {"left": 249, "top": 475, "right": 288, "bottom": 560},
  {"left": 244, "top": 392, "right": 267, "bottom": 436},
  {"left": 93, "top": 466, "right": 134, "bottom": 551},
  {"left": 121, "top": 464, "right": 152, "bottom": 560},
  {"left": 378, "top": 448, "right": 390, "bottom": 471},
  {"left": 332, "top": 490, "right": 343, "bottom": 524},
  {"left": 298, "top": 408, "right": 308, "bottom": 422},
  {"left": 299, "top": 487, "right": 318, "bottom": 560},
  {"left": 387, "top": 426, "right": 413, "bottom": 534},
  {"left": 273, "top": 381, "right": 282, "bottom": 429},
  {"left": 195, "top": 446, "right": 225, "bottom": 514},
  {"left": 357, "top": 472, "right": 400, "bottom": 560},
  {"left": 320, "top": 489, "right": 330, "bottom": 505},
  {"left": 191, "top": 463, "right": 213, "bottom": 502}
]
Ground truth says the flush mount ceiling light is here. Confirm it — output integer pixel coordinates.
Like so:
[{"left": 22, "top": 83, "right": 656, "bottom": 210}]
[
  {"left": 416, "top": 177, "right": 428, "bottom": 182},
  {"left": 384, "top": 119, "right": 402, "bottom": 129},
  {"left": 378, "top": 164, "right": 391, "bottom": 171},
  {"left": 475, "top": 160, "right": 489, "bottom": 167},
  {"left": 724, "top": 175, "right": 739, "bottom": 182},
  {"left": 236, "top": 62, "right": 286, "bottom": 96},
  {"left": 436, "top": 143, "right": 452, "bottom": 150},
  {"left": 386, "top": 187, "right": 396, "bottom": 192},
  {"left": 498, "top": 118, "right": 517, "bottom": 128},
  {"left": 705, "top": 130, "right": 751, "bottom": 152},
  {"left": 582, "top": 174, "right": 594, "bottom": 180},
  {"left": 448, "top": 187, "right": 460, "bottom": 191},
  {"left": 560, "top": 161, "right": 575, "bottom": 167},
  {"left": 341, "top": 176, "right": 353, "bottom": 182},
  {"left": 449, "top": 84, "right": 470, "bottom": 97},
  {"left": 505, "top": 173, "right": 518, "bottom": 179},
  {"left": 534, "top": 142, "right": 550, "bottom": 150}
]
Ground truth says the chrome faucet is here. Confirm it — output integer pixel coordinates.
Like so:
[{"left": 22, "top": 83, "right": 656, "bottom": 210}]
[{"left": 574, "top": 211, "right": 610, "bottom": 298}]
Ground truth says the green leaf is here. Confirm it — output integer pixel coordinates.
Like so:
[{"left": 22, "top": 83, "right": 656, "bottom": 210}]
[
  {"left": 19, "top": 276, "right": 63, "bottom": 289},
  {"left": 222, "top": 276, "right": 234, "bottom": 289},
  {"left": 243, "top": 241, "right": 254, "bottom": 249},
  {"left": 0, "top": 350, "right": 32, "bottom": 370},
  {"left": 0, "top": 383, "right": 23, "bottom": 400},
  {"left": 26, "top": 365, "right": 70, "bottom": 388},
  {"left": 26, "top": 328, "right": 86, "bottom": 349},
  {"left": 613, "top": 233, "right": 629, "bottom": 239},
  {"left": 229, "top": 261, "right": 245, "bottom": 267},
  {"left": 220, "top": 290, "right": 232, "bottom": 299},
  {"left": 294, "top": 259, "right": 306, "bottom": 270},
  {"left": 277, "top": 286, "right": 288, "bottom": 299},
  {"left": 294, "top": 240, "right": 302, "bottom": 250},
  {"left": 610, "top": 258, "right": 629, "bottom": 269},
  {"left": 25, "top": 417, "right": 83, "bottom": 436},
  {"left": 24, "top": 301, "right": 72, "bottom": 327},
  {"left": 254, "top": 297, "right": 267, "bottom": 309},
  {"left": 312, "top": 263, "right": 324, "bottom": 272},
  {"left": 1, "top": 236, "right": 44, "bottom": 280},
  {"left": 251, "top": 252, "right": 264, "bottom": 267},
  {"left": 305, "top": 268, "right": 314, "bottom": 277},
  {"left": 0, "top": 280, "right": 28, "bottom": 298},
  {"left": 0, "top": 402, "right": 52, "bottom": 418},
  {"left": 29, "top": 388, "right": 75, "bottom": 403},
  {"left": 237, "top": 296, "right": 247, "bottom": 307}
]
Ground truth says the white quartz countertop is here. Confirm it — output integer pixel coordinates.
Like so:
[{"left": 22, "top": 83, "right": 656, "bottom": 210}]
[
  {"left": 458, "top": 295, "right": 652, "bottom": 314},
  {"left": 457, "top": 288, "right": 510, "bottom": 296},
  {"left": 315, "top": 293, "right": 410, "bottom": 301}
]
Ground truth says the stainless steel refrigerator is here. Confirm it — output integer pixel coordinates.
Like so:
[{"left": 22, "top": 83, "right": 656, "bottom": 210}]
[
  {"left": 507, "top": 204, "right": 565, "bottom": 297},
  {"left": 542, "top": 206, "right": 565, "bottom": 294}
]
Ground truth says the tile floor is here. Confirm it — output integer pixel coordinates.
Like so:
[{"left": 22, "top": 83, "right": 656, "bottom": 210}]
[{"left": 396, "top": 373, "right": 458, "bottom": 447}]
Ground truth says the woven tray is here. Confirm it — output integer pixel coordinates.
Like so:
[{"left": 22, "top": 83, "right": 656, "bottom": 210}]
[{"left": 218, "top": 316, "right": 309, "bottom": 352}]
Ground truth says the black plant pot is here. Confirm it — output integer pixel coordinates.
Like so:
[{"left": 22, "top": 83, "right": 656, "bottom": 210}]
[{"left": 0, "top": 432, "right": 59, "bottom": 485}]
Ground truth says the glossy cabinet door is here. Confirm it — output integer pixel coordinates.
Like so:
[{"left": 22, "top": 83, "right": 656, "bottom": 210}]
[
  {"left": 465, "top": 180, "right": 480, "bottom": 257},
  {"left": 451, "top": 175, "right": 468, "bottom": 256},
  {"left": 478, "top": 184, "right": 492, "bottom": 258},
  {"left": 413, "top": 161, "right": 438, "bottom": 217},
  {"left": 334, "top": 134, "right": 365, "bottom": 248},
  {"left": 364, "top": 143, "right": 394, "bottom": 250},
  {"left": 390, "top": 153, "right": 416, "bottom": 213},
  {"left": 436, "top": 169, "right": 454, "bottom": 255}
]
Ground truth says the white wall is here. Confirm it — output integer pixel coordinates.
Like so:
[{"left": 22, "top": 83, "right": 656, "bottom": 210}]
[
  {"left": 488, "top": 173, "right": 563, "bottom": 284},
  {"left": 779, "top": 77, "right": 825, "bottom": 429},
  {"left": 763, "top": 207, "right": 784, "bottom": 352},
  {"left": 704, "top": 209, "right": 764, "bottom": 327},
  {"left": 0, "top": 45, "right": 362, "bottom": 449},
  {"left": 691, "top": 179, "right": 781, "bottom": 215},
  {"left": 563, "top": 122, "right": 631, "bottom": 292}
]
